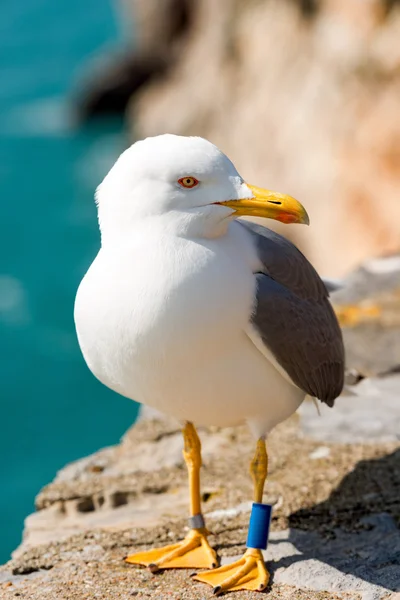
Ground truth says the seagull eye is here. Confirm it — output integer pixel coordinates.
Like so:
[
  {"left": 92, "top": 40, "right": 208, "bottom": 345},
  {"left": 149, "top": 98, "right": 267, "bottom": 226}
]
[{"left": 177, "top": 176, "right": 199, "bottom": 189}]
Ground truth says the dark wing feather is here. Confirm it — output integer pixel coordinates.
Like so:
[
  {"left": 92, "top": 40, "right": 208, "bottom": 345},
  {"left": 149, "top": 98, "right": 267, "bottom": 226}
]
[{"left": 240, "top": 220, "right": 345, "bottom": 406}]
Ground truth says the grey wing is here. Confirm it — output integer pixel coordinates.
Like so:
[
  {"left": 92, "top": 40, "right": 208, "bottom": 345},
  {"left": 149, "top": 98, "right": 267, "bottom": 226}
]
[
  {"left": 240, "top": 220, "right": 327, "bottom": 301},
  {"left": 240, "top": 220, "right": 345, "bottom": 406}
]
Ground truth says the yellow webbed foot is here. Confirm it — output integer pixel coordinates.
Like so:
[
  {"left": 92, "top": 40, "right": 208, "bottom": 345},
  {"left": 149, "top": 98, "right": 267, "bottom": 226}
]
[
  {"left": 125, "top": 528, "right": 218, "bottom": 572},
  {"left": 193, "top": 548, "right": 269, "bottom": 595}
]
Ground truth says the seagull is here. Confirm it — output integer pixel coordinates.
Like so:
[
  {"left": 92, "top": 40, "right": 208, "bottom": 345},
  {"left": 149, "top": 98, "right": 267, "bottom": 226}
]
[{"left": 74, "top": 134, "right": 344, "bottom": 594}]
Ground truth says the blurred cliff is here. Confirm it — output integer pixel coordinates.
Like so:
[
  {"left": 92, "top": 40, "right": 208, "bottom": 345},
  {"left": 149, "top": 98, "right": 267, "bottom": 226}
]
[{"left": 75, "top": 0, "right": 400, "bottom": 276}]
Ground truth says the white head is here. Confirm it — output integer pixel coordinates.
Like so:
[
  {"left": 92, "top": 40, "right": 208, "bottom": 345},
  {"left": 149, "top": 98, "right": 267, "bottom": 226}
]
[{"left": 96, "top": 134, "right": 308, "bottom": 245}]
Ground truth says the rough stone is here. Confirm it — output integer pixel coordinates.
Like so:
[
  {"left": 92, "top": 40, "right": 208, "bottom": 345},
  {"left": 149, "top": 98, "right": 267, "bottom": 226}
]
[
  {"left": 331, "top": 256, "right": 400, "bottom": 377},
  {"left": 1, "top": 400, "right": 398, "bottom": 598},
  {"left": 299, "top": 375, "right": 400, "bottom": 443},
  {"left": 269, "top": 513, "right": 400, "bottom": 599}
]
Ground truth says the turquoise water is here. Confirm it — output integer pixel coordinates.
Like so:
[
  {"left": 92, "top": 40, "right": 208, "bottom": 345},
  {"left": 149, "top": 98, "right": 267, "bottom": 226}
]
[{"left": 0, "top": 0, "right": 139, "bottom": 562}]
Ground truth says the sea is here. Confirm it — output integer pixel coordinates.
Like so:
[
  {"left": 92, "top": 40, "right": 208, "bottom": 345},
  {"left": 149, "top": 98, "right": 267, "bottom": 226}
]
[{"left": 0, "top": 0, "right": 139, "bottom": 562}]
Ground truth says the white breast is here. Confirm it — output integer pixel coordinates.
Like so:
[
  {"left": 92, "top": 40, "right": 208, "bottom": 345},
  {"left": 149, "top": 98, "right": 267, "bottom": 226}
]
[
  {"left": 75, "top": 222, "right": 304, "bottom": 433},
  {"left": 75, "top": 224, "right": 253, "bottom": 398}
]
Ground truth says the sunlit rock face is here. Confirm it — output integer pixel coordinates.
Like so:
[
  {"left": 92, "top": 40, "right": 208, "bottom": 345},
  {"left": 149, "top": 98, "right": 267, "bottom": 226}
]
[{"left": 128, "top": 0, "right": 400, "bottom": 276}]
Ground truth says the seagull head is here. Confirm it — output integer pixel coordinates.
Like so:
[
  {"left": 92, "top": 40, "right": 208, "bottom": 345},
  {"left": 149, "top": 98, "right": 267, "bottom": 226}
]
[{"left": 96, "top": 134, "right": 309, "bottom": 243}]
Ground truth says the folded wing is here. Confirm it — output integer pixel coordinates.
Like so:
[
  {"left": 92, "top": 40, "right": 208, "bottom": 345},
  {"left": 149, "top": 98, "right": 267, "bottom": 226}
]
[{"left": 240, "top": 221, "right": 345, "bottom": 406}]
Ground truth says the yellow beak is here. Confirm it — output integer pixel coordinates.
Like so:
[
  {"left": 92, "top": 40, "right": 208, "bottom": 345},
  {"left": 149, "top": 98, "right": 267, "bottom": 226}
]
[{"left": 218, "top": 184, "right": 309, "bottom": 225}]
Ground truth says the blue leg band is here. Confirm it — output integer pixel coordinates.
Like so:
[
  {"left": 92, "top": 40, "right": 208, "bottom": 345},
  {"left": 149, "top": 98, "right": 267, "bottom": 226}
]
[{"left": 246, "top": 502, "right": 272, "bottom": 550}]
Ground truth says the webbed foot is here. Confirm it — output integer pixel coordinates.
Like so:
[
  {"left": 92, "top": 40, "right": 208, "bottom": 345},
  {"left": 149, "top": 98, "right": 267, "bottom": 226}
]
[
  {"left": 193, "top": 548, "right": 269, "bottom": 594},
  {"left": 126, "top": 528, "right": 218, "bottom": 571}
]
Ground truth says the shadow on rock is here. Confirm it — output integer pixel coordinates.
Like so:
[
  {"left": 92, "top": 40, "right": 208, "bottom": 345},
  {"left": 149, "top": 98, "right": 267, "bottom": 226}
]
[
  {"left": 271, "top": 449, "right": 400, "bottom": 595},
  {"left": 289, "top": 448, "right": 399, "bottom": 534}
]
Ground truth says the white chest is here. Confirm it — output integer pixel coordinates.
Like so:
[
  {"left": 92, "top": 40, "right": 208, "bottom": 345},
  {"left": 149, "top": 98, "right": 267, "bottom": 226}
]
[{"left": 74, "top": 228, "right": 256, "bottom": 401}]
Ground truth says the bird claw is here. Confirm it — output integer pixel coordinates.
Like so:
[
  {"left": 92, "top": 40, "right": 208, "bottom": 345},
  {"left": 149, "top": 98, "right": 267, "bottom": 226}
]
[
  {"left": 193, "top": 548, "right": 269, "bottom": 594},
  {"left": 125, "top": 528, "right": 218, "bottom": 571}
]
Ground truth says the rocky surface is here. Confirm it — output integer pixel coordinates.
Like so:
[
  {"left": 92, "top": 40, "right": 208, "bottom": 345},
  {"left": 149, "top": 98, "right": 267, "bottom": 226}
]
[
  {"left": 300, "top": 374, "right": 400, "bottom": 443},
  {"left": 0, "top": 416, "right": 399, "bottom": 599},
  {"left": 332, "top": 255, "right": 400, "bottom": 377},
  {"left": 1, "top": 390, "right": 399, "bottom": 598}
]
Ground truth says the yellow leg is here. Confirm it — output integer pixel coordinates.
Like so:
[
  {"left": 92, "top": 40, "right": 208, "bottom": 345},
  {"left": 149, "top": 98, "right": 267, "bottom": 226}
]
[
  {"left": 250, "top": 438, "right": 268, "bottom": 504},
  {"left": 126, "top": 422, "right": 218, "bottom": 571},
  {"left": 193, "top": 438, "right": 270, "bottom": 594}
]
